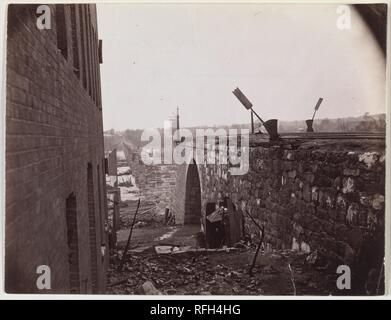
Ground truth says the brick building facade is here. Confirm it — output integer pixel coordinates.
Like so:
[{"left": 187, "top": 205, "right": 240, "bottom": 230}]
[{"left": 5, "top": 4, "right": 108, "bottom": 293}]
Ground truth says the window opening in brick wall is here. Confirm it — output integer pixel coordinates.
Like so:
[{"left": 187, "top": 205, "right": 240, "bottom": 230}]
[
  {"left": 69, "top": 5, "right": 80, "bottom": 78},
  {"left": 65, "top": 193, "right": 80, "bottom": 293},
  {"left": 85, "top": 5, "right": 93, "bottom": 99},
  {"left": 79, "top": 5, "right": 87, "bottom": 89},
  {"left": 55, "top": 5, "right": 68, "bottom": 60},
  {"left": 97, "top": 164, "right": 105, "bottom": 259},
  {"left": 87, "top": 163, "right": 98, "bottom": 293}
]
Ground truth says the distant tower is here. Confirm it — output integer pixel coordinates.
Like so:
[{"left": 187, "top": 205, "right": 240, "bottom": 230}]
[
  {"left": 168, "top": 108, "right": 180, "bottom": 143},
  {"left": 176, "top": 107, "right": 180, "bottom": 131}
]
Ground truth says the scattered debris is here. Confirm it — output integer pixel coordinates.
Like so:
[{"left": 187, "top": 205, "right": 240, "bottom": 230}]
[
  {"left": 108, "top": 248, "right": 337, "bottom": 295},
  {"left": 155, "top": 227, "right": 178, "bottom": 241},
  {"left": 141, "top": 281, "right": 162, "bottom": 295},
  {"left": 306, "top": 250, "right": 318, "bottom": 265},
  {"left": 119, "top": 198, "right": 141, "bottom": 270},
  {"left": 134, "top": 221, "right": 147, "bottom": 228},
  {"left": 109, "top": 278, "right": 129, "bottom": 287},
  {"left": 288, "top": 263, "right": 296, "bottom": 295},
  {"left": 155, "top": 245, "right": 190, "bottom": 254}
]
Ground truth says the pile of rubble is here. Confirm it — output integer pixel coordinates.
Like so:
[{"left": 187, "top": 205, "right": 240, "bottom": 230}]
[
  {"left": 107, "top": 248, "right": 338, "bottom": 295},
  {"left": 119, "top": 200, "right": 164, "bottom": 229}
]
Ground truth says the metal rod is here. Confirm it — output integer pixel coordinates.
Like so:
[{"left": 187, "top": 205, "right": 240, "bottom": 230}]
[
  {"left": 245, "top": 209, "right": 265, "bottom": 276},
  {"left": 251, "top": 111, "right": 254, "bottom": 134},
  {"left": 118, "top": 198, "right": 141, "bottom": 270},
  {"left": 250, "top": 108, "right": 266, "bottom": 126},
  {"left": 311, "top": 97, "right": 323, "bottom": 121},
  {"left": 248, "top": 231, "right": 264, "bottom": 276},
  {"left": 245, "top": 209, "right": 263, "bottom": 230},
  {"left": 311, "top": 109, "right": 317, "bottom": 121}
]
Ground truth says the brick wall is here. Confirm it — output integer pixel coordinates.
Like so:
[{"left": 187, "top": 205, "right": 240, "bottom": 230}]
[{"left": 5, "top": 4, "right": 108, "bottom": 293}]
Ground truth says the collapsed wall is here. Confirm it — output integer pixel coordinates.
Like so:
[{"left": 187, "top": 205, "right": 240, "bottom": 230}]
[{"left": 123, "top": 143, "right": 177, "bottom": 214}]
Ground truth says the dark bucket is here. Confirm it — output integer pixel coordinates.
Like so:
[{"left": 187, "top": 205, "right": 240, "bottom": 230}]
[
  {"left": 306, "top": 119, "right": 314, "bottom": 132},
  {"left": 264, "top": 119, "right": 279, "bottom": 141}
]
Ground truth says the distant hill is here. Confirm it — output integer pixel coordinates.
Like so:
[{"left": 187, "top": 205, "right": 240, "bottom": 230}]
[
  {"left": 278, "top": 113, "right": 386, "bottom": 133},
  {"left": 104, "top": 113, "right": 386, "bottom": 150}
]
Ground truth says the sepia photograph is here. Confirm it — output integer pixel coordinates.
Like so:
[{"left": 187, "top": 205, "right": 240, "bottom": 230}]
[{"left": 0, "top": 1, "right": 389, "bottom": 298}]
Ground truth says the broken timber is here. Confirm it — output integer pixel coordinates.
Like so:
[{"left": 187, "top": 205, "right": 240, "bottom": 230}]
[
  {"left": 118, "top": 198, "right": 141, "bottom": 270},
  {"left": 245, "top": 209, "right": 266, "bottom": 276}
]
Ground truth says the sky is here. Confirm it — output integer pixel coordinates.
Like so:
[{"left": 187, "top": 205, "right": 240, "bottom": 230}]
[{"left": 97, "top": 3, "right": 386, "bottom": 131}]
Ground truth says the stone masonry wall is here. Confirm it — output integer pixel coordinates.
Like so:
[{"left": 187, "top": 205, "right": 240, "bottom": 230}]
[
  {"left": 198, "top": 139, "right": 385, "bottom": 277},
  {"left": 123, "top": 144, "right": 178, "bottom": 214}
]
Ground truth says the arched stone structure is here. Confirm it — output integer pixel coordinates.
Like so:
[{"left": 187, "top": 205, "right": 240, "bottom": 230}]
[
  {"left": 184, "top": 160, "right": 202, "bottom": 224},
  {"left": 171, "top": 159, "right": 202, "bottom": 225},
  {"left": 127, "top": 134, "right": 385, "bottom": 291}
]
